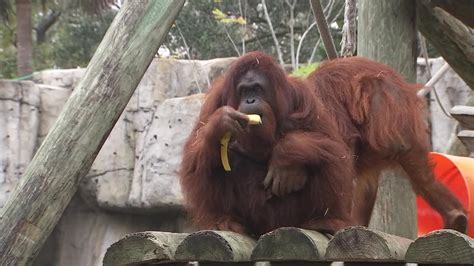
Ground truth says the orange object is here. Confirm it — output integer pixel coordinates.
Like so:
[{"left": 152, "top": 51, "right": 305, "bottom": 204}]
[{"left": 417, "top": 152, "right": 474, "bottom": 237}]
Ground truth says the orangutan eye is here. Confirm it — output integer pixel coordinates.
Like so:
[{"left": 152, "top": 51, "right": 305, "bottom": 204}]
[{"left": 254, "top": 85, "right": 262, "bottom": 92}]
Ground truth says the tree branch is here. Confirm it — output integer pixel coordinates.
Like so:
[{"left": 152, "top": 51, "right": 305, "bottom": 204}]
[
  {"left": 261, "top": 0, "right": 285, "bottom": 64},
  {"left": 35, "top": 10, "right": 61, "bottom": 44}
]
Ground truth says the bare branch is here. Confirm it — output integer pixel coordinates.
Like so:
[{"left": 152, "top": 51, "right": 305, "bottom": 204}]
[
  {"left": 261, "top": 0, "right": 285, "bottom": 65},
  {"left": 308, "top": 38, "right": 322, "bottom": 63},
  {"left": 176, "top": 22, "right": 192, "bottom": 59},
  {"left": 224, "top": 26, "right": 241, "bottom": 56},
  {"left": 238, "top": 0, "right": 247, "bottom": 54},
  {"left": 296, "top": 22, "right": 317, "bottom": 68},
  {"left": 285, "top": 0, "right": 298, "bottom": 69}
]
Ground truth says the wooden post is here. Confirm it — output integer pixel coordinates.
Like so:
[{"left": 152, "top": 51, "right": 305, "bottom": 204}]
[
  {"left": 0, "top": 1, "right": 185, "bottom": 264},
  {"left": 174, "top": 230, "right": 256, "bottom": 262},
  {"left": 358, "top": 0, "right": 418, "bottom": 239},
  {"left": 251, "top": 227, "right": 330, "bottom": 263}
]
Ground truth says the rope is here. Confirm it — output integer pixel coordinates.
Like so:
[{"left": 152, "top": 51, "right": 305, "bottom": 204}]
[
  {"left": 11, "top": 73, "right": 33, "bottom": 81},
  {"left": 418, "top": 35, "right": 452, "bottom": 118}
]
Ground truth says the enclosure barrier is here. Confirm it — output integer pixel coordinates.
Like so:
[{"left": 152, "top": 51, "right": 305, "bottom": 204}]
[
  {"left": 451, "top": 105, "right": 474, "bottom": 152},
  {"left": 103, "top": 226, "right": 474, "bottom": 265}
]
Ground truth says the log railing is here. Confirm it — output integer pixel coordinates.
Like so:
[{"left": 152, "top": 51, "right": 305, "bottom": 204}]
[{"left": 103, "top": 227, "right": 474, "bottom": 265}]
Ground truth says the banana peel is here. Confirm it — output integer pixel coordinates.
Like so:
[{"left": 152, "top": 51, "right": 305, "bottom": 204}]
[{"left": 220, "top": 114, "right": 262, "bottom": 171}]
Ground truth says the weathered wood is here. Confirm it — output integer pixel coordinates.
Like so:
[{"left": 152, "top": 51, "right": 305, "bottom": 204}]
[
  {"left": 451, "top": 105, "right": 474, "bottom": 130},
  {"left": 198, "top": 263, "right": 254, "bottom": 266},
  {"left": 430, "top": 0, "right": 474, "bottom": 27},
  {"left": 358, "top": 0, "right": 417, "bottom": 239},
  {"left": 417, "top": 0, "right": 474, "bottom": 90},
  {"left": 310, "top": 0, "right": 338, "bottom": 59},
  {"left": 174, "top": 231, "right": 256, "bottom": 262},
  {"left": 269, "top": 263, "right": 331, "bottom": 266},
  {"left": 251, "top": 227, "right": 330, "bottom": 263},
  {"left": 458, "top": 130, "right": 474, "bottom": 152},
  {"left": 0, "top": 1, "right": 185, "bottom": 265},
  {"left": 406, "top": 229, "right": 474, "bottom": 264},
  {"left": 103, "top": 231, "right": 187, "bottom": 266},
  {"left": 325, "top": 226, "right": 413, "bottom": 262}
]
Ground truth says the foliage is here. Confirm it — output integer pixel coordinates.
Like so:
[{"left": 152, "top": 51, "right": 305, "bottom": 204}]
[
  {"left": 1, "top": 0, "right": 347, "bottom": 78},
  {"left": 0, "top": 0, "right": 117, "bottom": 78},
  {"left": 48, "top": 12, "right": 115, "bottom": 69},
  {"left": 0, "top": 5, "right": 115, "bottom": 78},
  {"left": 163, "top": 0, "right": 345, "bottom": 65},
  {"left": 290, "top": 63, "right": 319, "bottom": 77},
  {"left": 212, "top": 8, "right": 246, "bottom": 25},
  {"left": 0, "top": 46, "right": 16, "bottom": 79}
]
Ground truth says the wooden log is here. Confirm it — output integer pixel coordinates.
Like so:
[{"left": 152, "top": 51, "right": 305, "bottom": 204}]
[
  {"left": 451, "top": 106, "right": 474, "bottom": 130},
  {"left": 405, "top": 229, "right": 474, "bottom": 264},
  {"left": 358, "top": 0, "right": 418, "bottom": 239},
  {"left": 0, "top": 1, "right": 185, "bottom": 265},
  {"left": 417, "top": 0, "right": 474, "bottom": 90},
  {"left": 103, "top": 231, "right": 187, "bottom": 266},
  {"left": 325, "top": 226, "right": 413, "bottom": 263},
  {"left": 174, "top": 230, "right": 256, "bottom": 262},
  {"left": 251, "top": 227, "right": 330, "bottom": 263},
  {"left": 458, "top": 130, "right": 474, "bottom": 152},
  {"left": 430, "top": 0, "right": 474, "bottom": 27}
]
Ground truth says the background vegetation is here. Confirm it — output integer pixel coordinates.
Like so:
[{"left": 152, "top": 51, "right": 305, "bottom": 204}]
[{"left": 0, "top": 0, "right": 348, "bottom": 79}]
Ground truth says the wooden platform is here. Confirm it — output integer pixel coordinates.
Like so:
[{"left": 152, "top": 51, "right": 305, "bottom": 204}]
[
  {"left": 103, "top": 227, "right": 474, "bottom": 265},
  {"left": 451, "top": 105, "right": 474, "bottom": 152}
]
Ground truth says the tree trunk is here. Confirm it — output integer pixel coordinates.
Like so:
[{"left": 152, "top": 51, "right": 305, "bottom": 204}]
[
  {"left": 0, "top": 1, "right": 184, "bottom": 265},
  {"left": 358, "top": 0, "right": 418, "bottom": 239},
  {"left": 15, "top": 0, "right": 33, "bottom": 76}
]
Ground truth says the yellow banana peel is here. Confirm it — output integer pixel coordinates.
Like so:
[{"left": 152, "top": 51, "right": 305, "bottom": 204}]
[{"left": 220, "top": 114, "right": 262, "bottom": 171}]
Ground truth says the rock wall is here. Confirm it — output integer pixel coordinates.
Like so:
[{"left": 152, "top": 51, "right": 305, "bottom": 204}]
[
  {"left": 0, "top": 56, "right": 470, "bottom": 266},
  {"left": 2, "top": 57, "right": 233, "bottom": 266},
  {"left": 0, "top": 81, "right": 40, "bottom": 207},
  {"left": 25, "top": 57, "right": 233, "bottom": 212}
]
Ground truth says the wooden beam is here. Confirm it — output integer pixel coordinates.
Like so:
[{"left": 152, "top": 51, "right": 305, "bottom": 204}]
[
  {"left": 103, "top": 231, "right": 188, "bottom": 266},
  {"left": 0, "top": 1, "right": 185, "bottom": 265},
  {"left": 451, "top": 105, "right": 474, "bottom": 130},
  {"left": 325, "top": 227, "right": 412, "bottom": 263},
  {"left": 251, "top": 227, "right": 330, "bottom": 264},
  {"left": 430, "top": 0, "right": 474, "bottom": 27},
  {"left": 174, "top": 231, "right": 256, "bottom": 262},
  {"left": 458, "top": 130, "right": 474, "bottom": 151},
  {"left": 405, "top": 229, "right": 474, "bottom": 264},
  {"left": 417, "top": 0, "right": 474, "bottom": 90}
]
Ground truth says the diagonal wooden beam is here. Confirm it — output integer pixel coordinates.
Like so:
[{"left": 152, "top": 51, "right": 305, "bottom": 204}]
[
  {"left": 0, "top": 1, "right": 184, "bottom": 264},
  {"left": 417, "top": 0, "right": 474, "bottom": 90}
]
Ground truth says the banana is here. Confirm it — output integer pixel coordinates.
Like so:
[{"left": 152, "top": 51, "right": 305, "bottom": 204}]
[
  {"left": 247, "top": 114, "right": 263, "bottom": 125},
  {"left": 220, "top": 114, "right": 262, "bottom": 171}
]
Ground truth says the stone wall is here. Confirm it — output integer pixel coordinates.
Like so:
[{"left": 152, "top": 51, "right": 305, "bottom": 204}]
[
  {"left": 0, "top": 57, "right": 470, "bottom": 266},
  {"left": 417, "top": 57, "right": 472, "bottom": 152},
  {"left": 1, "top": 57, "right": 233, "bottom": 266}
]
